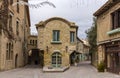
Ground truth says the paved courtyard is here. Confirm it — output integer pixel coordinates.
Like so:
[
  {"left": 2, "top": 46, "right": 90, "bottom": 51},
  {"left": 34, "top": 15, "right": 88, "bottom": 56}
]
[{"left": 0, "top": 61, "right": 120, "bottom": 78}]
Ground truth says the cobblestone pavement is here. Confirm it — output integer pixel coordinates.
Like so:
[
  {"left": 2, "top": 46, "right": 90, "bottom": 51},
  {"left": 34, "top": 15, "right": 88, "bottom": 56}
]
[{"left": 0, "top": 61, "right": 120, "bottom": 78}]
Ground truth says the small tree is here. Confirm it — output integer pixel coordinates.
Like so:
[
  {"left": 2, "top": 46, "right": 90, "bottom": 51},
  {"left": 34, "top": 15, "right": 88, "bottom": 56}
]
[
  {"left": 86, "top": 17, "right": 97, "bottom": 66},
  {"left": 97, "top": 61, "right": 105, "bottom": 72}
]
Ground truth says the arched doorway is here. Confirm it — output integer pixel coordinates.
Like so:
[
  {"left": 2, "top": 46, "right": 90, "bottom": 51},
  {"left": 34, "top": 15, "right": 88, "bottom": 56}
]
[
  {"left": 15, "top": 54, "right": 18, "bottom": 68},
  {"left": 70, "top": 51, "right": 80, "bottom": 65},
  {"left": 51, "top": 52, "right": 62, "bottom": 67}
]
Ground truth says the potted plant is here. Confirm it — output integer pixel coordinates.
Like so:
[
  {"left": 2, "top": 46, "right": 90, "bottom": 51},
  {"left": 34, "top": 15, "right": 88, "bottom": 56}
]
[{"left": 97, "top": 61, "right": 105, "bottom": 72}]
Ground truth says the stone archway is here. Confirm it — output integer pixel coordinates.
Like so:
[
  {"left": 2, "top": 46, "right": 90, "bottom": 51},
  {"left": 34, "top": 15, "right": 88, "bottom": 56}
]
[
  {"left": 28, "top": 49, "right": 44, "bottom": 67},
  {"left": 70, "top": 51, "right": 80, "bottom": 65}
]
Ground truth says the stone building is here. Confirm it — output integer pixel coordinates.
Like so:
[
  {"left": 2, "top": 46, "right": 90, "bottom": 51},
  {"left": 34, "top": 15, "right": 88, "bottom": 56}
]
[
  {"left": 77, "top": 37, "right": 84, "bottom": 61},
  {"left": 82, "top": 40, "right": 90, "bottom": 61},
  {"left": 27, "top": 35, "right": 43, "bottom": 66},
  {"left": 94, "top": 0, "right": 120, "bottom": 74},
  {"left": 28, "top": 35, "right": 37, "bottom": 51},
  {"left": 77, "top": 38, "right": 90, "bottom": 61},
  {"left": 36, "top": 17, "right": 78, "bottom": 71},
  {"left": 0, "top": 0, "right": 30, "bottom": 70}
]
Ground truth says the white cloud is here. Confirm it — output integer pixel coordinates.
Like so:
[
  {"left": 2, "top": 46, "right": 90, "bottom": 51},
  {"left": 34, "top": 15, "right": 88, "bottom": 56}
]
[{"left": 29, "top": 0, "right": 108, "bottom": 39}]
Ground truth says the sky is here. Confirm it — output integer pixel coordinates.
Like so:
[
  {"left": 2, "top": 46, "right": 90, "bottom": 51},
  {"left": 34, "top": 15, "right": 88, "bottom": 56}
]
[{"left": 29, "top": 0, "right": 108, "bottom": 39}]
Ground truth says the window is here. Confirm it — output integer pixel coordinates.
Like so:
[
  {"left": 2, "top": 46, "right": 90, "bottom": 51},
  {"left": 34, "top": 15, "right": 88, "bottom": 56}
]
[
  {"left": 30, "top": 40, "right": 32, "bottom": 44},
  {"left": 9, "top": 15, "right": 12, "bottom": 30},
  {"left": 53, "top": 30, "right": 60, "bottom": 41},
  {"left": 70, "top": 32, "right": 75, "bottom": 43},
  {"left": 17, "top": 0, "right": 19, "bottom": 13},
  {"left": 6, "top": 43, "right": 9, "bottom": 60},
  {"left": 111, "top": 9, "right": 120, "bottom": 30},
  {"left": 33, "top": 40, "right": 34, "bottom": 45},
  {"left": 6, "top": 42, "right": 13, "bottom": 60},
  {"left": 10, "top": 0, "right": 13, "bottom": 5},
  {"left": 112, "top": 0, "right": 118, "bottom": 2},
  {"left": 35, "top": 40, "right": 37, "bottom": 45},
  {"left": 16, "top": 21, "right": 19, "bottom": 35},
  {"left": 52, "top": 52, "right": 62, "bottom": 67}
]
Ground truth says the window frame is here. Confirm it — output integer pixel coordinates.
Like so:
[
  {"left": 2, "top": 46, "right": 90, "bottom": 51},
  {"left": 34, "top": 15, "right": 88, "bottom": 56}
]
[
  {"left": 6, "top": 42, "right": 13, "bottom": 60},
  {"left": 51, "top": 52, "right": 62, "bottom": 67},
  {"left": 17, "top": 0, "right": 19, "bottom": 13},
  {"left": 70, "top": 32, "right": 75, "bottom": 43},
  {"left": 111, "top": 9, "right": 120, "bottom": 30},
  {"left": 10, "top": 0, "right": 13, "bottom": 5},
  {"left": 16, "top": 21, "right": 19, "bottom": 35},
  {"left": 53, "top": 30, "right": 60, "bottom": 42}
]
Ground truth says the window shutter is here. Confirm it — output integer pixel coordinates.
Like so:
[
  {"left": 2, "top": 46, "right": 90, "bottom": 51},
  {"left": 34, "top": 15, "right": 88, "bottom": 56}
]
[
  {"left": 53, "top": 31, "right": 56, "bottom": 41},
  {"left": 57, "top": 31, "right": 60, "bottom": 41}
]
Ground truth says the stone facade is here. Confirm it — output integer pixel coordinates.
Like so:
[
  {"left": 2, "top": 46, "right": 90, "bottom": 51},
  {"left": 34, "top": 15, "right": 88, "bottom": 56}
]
[
  {"left": 36, "top": 17, "right": 78, "bottom": 71},
  {"left": 77, "top": 38, "right": 90, "bottom": 61},
  {"left": 82, "top": 40, "right": 90, "bottom": 61},
  {"left": 77, "top": 37, "right": 83, "bottom": 54},
  {"left": 77, "top": 37, "right": 84, "bottom": 61},
  {"left": 28, "top": 35, "right": 37, "bottom": 51},
  {"left": 0, "top": 0, "right": 30, "bottom": 70},
  {"left": 94, "top": 0, "right": 120, "bottom": 74}
]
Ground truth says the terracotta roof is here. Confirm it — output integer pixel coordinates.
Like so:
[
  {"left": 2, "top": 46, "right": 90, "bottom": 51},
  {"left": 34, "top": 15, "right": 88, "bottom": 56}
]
[
  {"left": 94, "top": 0, "right": 120, "bottom": 16},
  {"left": 77, "top": 37, "right": 83, "bottom": 43},
  {"left": 82, "top": 39, "right": 90, "bottom": 47}
]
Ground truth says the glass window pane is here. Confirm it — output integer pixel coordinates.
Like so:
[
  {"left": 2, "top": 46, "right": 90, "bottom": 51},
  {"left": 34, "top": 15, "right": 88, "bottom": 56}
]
[
  {"left": 53, "top": 30, "right": 60, "bottom": 41},
  {"left": 52, "top": 52, "right": 62, "bottom": 66},
  {"left": 70, "top": 32, "right": 75, "bottom": 42}
]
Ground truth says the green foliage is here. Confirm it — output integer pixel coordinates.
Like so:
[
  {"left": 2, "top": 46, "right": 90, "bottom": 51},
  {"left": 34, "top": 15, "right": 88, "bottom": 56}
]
[
  {"left": 86, "top": 17, "right": 97, "bottom": 65},
  {"left": 86, "top": 17, "right": 97, "bottom": 54},
  {"left": 97, "top": 61, "right": 105, "bottom": 72}
]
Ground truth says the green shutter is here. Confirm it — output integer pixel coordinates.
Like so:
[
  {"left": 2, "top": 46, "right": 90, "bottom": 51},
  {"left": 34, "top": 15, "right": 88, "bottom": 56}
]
[
  {"left": 53, "top": 30, "right": 56, "bottom": 41},
  {"left": 73, "top": 32, "right": 75, "bottom": 42},
  {"left": 57, "top": 31, "right": 60, "bottom": 41},
  {"left": 70, "top": 32, "right": 72, "bottom": 42}
]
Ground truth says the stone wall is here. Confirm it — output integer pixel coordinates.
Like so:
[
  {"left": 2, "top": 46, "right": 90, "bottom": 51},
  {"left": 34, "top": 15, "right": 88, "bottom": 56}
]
[
  {"left": 37, "top": 17, "right": 77, "bottom": 68},
  {"left": 97, "top": 2, "right": 120, "bottom": 42},
  {"left": 0, "top": 0, "right": 30, "bottom": 70}
]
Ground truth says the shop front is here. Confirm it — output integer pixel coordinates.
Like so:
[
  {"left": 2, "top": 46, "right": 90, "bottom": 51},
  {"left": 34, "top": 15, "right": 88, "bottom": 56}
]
[{"left": 105, "top": 41, "right": 120, "bottom": 74}]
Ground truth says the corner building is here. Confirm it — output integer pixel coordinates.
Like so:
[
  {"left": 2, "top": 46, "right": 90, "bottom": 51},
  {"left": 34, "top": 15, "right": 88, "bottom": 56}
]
[
  {"left": 94, "top": 0, "right": 120, "bottom": 74},
  {"left": 36, "top": 17, "right": 78, "bottom": 71}
]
